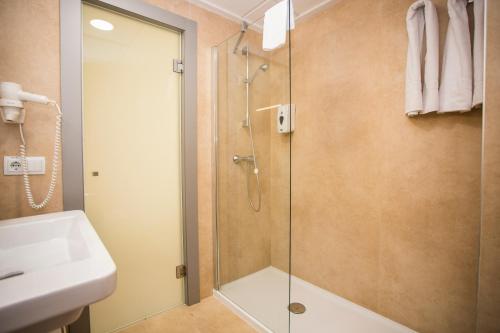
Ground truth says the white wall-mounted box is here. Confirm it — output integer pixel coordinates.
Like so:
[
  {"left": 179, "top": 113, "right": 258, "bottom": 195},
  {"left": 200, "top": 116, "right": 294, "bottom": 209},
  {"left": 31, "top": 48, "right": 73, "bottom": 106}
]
[{"left": 4, "top": 156, "right": 45, "bottom": 175}]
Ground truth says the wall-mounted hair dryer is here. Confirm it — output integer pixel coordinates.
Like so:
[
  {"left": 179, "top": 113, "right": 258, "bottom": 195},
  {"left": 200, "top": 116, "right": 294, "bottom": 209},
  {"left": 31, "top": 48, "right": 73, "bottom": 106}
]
[
  {"left": 0, "top": 82, "right": 62, "bottom": 210},
  {"left": 0, "top": 82, "right": 51, "bottom": 123}
]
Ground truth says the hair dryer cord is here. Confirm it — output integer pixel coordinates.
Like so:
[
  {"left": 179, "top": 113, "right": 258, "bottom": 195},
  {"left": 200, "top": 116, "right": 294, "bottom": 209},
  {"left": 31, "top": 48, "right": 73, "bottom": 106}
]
[{"left": 19, "top": 101, "right": 62, "bottom": 210}]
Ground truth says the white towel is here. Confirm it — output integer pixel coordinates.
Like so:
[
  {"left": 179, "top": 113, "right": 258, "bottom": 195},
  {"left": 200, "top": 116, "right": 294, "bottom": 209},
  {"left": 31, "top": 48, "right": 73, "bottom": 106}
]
[
  {"left": 262, "top": 0, "right": 295, "bottom": 52},
  {"left": 472, "top": 0, "right": 484, "bottom": 108},
  {"left": 405, "top": 0, "right": 440, "bottom": 116},
  {"left": 439, "top": 0, "right": 473, "bottom": 113}
]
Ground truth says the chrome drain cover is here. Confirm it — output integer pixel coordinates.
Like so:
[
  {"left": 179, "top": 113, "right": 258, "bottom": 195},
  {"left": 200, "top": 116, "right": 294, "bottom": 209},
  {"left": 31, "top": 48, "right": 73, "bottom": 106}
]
[{"left": 288, "top": 302, "right": 306, "bottom": 314}]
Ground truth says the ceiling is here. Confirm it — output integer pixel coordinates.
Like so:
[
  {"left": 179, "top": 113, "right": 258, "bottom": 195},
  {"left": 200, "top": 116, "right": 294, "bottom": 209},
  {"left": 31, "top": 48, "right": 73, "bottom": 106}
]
[{"left": 187, "top": 0, "right": 338, "bottom": 26}]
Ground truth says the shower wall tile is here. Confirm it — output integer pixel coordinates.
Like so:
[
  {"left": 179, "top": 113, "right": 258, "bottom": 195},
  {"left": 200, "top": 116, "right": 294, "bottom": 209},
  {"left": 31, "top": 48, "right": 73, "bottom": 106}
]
[
  {"left": 477, "top": 1, "right": 500, "bottom": 332},
  {"left": 0, "top": 0, "right": 239, "bottom": 300},
  {"left": 288, "top": 0, "right": 482, "bottom": 332}
]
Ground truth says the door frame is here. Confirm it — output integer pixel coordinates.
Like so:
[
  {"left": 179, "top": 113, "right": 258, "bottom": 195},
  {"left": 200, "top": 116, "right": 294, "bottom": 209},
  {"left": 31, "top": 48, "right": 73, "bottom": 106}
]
[{"left": 60, "top": 0, "right": 199, "bottom": 329}]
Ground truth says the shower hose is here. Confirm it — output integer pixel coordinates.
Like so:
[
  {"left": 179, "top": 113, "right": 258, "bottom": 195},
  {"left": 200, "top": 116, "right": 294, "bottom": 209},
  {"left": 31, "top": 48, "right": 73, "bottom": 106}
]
[{"left": 246, "top": 106, "right": 262, "bottom": 212}]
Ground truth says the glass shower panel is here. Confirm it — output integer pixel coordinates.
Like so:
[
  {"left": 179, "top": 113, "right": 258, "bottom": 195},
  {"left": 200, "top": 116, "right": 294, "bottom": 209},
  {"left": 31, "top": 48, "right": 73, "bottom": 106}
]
[
  {"left": 213, "top": 1, "right": 494, "bottom": 332},
  {"left": 213, "top": 24, "right": 291, "bottom": 333}
]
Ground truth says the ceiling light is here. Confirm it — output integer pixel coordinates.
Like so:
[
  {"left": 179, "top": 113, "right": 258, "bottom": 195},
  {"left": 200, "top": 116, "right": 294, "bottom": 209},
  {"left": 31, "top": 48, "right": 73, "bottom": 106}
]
[{"left": 90, "top": 19, "right": 114, "bottom": 31}]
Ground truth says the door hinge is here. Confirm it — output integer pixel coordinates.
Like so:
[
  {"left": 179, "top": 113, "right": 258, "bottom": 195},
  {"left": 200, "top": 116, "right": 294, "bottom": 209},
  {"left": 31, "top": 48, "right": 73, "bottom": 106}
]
[
  {"left": 176, "top": 264, "right": 186, "bottom": 279},
  {"left": 173, "top": 59, "right": 184, "bottom": 73}
]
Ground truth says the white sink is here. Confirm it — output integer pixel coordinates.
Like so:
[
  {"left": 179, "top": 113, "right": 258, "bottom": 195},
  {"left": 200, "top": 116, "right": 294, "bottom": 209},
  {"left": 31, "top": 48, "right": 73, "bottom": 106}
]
[{"left": 0, "top": 210, "right": 116, "bottom": 333}]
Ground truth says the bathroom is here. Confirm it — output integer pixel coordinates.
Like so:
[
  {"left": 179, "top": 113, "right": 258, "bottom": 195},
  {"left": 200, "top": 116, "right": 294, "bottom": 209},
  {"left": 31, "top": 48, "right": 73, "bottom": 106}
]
[{"left": 0, "top": 0, "right": 498, "bottom": 332}]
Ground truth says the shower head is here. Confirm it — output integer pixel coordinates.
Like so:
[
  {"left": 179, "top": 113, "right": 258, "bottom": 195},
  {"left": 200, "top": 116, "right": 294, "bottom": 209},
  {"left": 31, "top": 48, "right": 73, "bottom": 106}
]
[{"left": 247, "top": 63, "right": 269, "bottom": 84}]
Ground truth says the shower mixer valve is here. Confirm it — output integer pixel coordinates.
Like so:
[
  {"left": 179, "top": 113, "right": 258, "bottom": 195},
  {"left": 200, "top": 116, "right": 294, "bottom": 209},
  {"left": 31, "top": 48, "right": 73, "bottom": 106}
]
[
  {"left": 232, "top": 154, "right": 254, "bottom": 164},
  {"left": 233, "top": 155, "right": 259, "bottom": 176}
]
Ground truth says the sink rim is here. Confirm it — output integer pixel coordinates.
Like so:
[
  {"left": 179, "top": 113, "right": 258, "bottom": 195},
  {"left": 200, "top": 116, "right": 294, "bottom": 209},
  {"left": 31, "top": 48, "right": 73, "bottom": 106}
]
[{"left": 0, "top": 210, "right": 116, "bottom": 332}]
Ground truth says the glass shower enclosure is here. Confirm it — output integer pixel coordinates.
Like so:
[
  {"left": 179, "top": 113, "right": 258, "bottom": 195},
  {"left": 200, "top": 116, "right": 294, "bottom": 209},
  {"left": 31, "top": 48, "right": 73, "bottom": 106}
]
[
  {"left": 212, "top": 1, "right": 496, "bottom": 333},
  {"left": 212, "top": 18, "right": 292, "bottom": 332}
]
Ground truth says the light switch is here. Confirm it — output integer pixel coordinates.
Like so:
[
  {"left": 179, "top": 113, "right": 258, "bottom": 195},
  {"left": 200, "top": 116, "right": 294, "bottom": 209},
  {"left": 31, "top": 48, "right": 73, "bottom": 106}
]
[{"left": 3, "top": 156, "right": 46, "bottom": 175}]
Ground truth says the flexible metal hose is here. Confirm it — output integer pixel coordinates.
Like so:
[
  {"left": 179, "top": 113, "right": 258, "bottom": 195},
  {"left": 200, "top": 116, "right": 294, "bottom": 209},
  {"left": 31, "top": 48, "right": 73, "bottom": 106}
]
[
  {"left": 246, "top": 106, "right": 261, "bottom": 212},
  {"left": 245, "top": 48, "right": 261, "bottom": 212},
  {"left": 18, "top": 101, "right": 62, "bottom": 210}
]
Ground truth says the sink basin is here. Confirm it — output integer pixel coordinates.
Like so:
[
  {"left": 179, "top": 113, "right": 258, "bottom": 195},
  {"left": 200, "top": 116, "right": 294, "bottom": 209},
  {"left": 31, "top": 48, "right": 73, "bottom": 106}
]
[{"left": 0, "top": 210, "right": 116, "bottom": 333}]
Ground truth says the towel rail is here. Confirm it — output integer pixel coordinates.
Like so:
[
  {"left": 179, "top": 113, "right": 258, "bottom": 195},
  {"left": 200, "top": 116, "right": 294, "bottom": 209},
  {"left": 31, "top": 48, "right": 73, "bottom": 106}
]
[{"left": 255, "top": 104, "right": 281, "bottom": 112}]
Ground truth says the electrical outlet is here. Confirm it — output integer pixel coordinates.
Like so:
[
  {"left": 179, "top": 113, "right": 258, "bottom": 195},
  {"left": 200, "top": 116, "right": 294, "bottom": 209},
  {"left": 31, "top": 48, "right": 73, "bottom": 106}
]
[{"left": 3, "top": 156, "right": 45, "bottom": 175}]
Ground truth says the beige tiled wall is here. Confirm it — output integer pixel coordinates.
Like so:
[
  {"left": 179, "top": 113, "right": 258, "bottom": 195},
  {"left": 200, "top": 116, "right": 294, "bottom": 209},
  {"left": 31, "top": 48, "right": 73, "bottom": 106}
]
[
  {"left": 287, "top": 1, "right": 483, "bottom": 333},
  {"left": 477, "top": 1, "right": 500, "bottom": 332},
  {"left": 0, "top": 0, "right": 62, "bottom": 219},
  {"left": 0, "top": 0, "right": 238, "bottom": 300}
]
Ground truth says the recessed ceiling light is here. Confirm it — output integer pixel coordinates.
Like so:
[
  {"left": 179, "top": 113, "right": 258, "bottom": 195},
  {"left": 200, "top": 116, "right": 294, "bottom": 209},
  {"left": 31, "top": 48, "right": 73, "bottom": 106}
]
[{"left": 90, "top": 19, "right": 114, "bottom": 31}]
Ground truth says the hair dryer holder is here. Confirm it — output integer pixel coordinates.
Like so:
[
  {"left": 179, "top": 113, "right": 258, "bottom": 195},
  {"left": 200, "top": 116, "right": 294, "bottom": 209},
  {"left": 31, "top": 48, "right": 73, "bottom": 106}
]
[{"left": 0, "top": 82, "right": 49, "bottom": 124}]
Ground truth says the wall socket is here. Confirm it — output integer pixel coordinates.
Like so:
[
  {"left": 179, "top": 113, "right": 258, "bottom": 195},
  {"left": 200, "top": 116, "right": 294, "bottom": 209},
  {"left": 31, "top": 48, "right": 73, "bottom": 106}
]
[{"left": 3, "top": 156, "right": 45, "bottom": 175}]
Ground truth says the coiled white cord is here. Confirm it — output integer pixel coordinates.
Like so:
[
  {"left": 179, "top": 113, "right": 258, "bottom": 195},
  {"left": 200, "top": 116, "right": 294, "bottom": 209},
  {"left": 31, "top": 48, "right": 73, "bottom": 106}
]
[{"left": 18, "top": 101, "right": 62, "bottom": 209}]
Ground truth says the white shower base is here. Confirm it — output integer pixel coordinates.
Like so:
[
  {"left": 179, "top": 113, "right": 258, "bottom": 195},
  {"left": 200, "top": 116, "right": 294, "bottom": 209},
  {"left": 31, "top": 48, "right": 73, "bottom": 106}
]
[{"left": 214, "top": 267, "right": 416, "bottom": 333}]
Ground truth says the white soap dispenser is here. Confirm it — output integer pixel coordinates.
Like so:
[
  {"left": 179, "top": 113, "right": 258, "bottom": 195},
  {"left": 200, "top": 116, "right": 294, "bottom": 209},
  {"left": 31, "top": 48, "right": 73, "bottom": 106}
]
[{"left": 277, "top": 104, "right": 295, "bottom": 133}]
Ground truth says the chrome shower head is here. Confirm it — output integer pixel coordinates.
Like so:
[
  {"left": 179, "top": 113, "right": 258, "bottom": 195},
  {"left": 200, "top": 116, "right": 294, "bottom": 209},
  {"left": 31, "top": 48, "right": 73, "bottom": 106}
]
[{"left": 247, "top": 63, "right": 269, "bottom": 84}]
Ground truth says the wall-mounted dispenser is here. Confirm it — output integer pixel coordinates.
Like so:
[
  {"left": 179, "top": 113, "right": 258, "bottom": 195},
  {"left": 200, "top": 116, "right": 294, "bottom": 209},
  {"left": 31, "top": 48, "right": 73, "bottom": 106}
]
[
  {"left": 277, "top": 104, "right": 295, "bottom": 133},
  {"left": 0, "top": 82, "right": 62, "bottom": 210},
  {"left": 255, "top": 103, "right": 296, "bottom": 134}
]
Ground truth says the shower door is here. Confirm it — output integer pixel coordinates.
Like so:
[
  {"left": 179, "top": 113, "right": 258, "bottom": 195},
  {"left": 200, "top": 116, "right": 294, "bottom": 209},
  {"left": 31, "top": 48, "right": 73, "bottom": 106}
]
[{"left": 213, "top": 22, "right": 292, "bottom": 333}]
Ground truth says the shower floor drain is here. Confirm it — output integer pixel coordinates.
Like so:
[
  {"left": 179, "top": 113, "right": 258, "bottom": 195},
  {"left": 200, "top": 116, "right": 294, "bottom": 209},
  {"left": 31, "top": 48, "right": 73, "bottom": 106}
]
[{"left": 288, "top": 302, "right": 306, "bottom": 314}]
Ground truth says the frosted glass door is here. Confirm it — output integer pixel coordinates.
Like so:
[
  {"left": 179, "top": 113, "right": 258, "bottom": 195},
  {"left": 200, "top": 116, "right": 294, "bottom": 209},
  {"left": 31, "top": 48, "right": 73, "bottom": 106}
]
[{"left": 83, "top": 4, "right": 183, "bottom": 333}]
